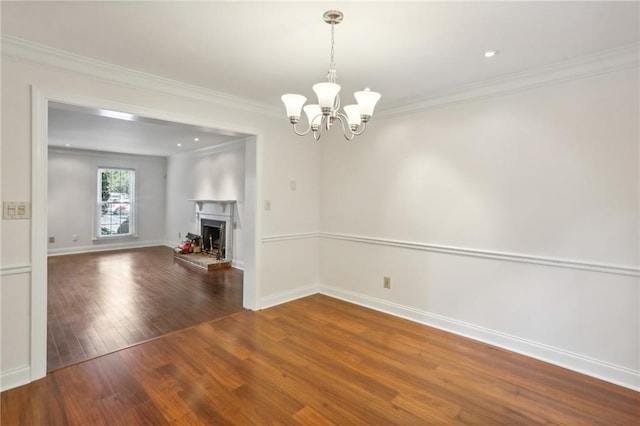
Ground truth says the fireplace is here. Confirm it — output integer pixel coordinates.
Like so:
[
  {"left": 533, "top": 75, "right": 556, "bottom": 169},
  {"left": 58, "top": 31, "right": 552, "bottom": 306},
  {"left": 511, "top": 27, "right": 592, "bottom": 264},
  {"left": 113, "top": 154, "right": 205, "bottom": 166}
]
[
  {"left": 189, "top": 199, "right": 235, "bottom": 264},
  {"left": 201, "top": 219, "right": 225, "bottom": 258}
]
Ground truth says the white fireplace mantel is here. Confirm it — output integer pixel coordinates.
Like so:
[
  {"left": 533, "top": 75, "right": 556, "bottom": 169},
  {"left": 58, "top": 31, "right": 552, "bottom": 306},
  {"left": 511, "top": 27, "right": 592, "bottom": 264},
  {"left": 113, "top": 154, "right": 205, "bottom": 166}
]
[
  {"left": 188, "top": 199, "right": 236, "bottom": 213},
  {"left": 189, "top": 200, "right": 236, "bottom": 262}
]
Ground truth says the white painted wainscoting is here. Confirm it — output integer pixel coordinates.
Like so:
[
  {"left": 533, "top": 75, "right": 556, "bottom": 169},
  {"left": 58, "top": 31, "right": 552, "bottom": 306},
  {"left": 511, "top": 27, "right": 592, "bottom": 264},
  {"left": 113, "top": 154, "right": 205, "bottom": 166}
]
[
  {"left": 260, "top": 233, "right": 320, "bottom": 309},
  {"left": 0, "top": 265, "right": 32, "bottom": 392},
  {"left": 318, "top": 233, "right": 639, "bottom": 391},
  {"left": 258, "top": 231, "right": 639, "bottom": 390}
]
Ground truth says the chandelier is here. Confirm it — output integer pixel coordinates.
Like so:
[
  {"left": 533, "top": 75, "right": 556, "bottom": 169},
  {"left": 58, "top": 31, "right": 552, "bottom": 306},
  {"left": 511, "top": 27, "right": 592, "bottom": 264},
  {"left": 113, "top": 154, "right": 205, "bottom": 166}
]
[{"left": 281, "top": 10, "right": 381, "bottom": 141}]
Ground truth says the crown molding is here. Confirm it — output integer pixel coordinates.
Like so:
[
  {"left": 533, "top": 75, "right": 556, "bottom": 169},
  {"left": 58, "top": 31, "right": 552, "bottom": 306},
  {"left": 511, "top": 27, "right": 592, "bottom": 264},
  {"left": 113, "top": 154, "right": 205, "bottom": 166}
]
[
  {"left": 1, "top": 35, "right": 280, "bottom": 117},
  {"left": 378, "top": 43, "right": 640, "bottom": 118},
  {"left": 3, "top": 35, "right": 637, "bottom": 120}
]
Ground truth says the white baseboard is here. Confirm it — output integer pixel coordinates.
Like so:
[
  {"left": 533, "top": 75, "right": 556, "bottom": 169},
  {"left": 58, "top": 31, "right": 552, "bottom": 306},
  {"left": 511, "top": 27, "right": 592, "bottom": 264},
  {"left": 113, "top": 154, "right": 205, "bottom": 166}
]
[
  {"left": 48, "top": 240, "right": 166, "bottom": 256},
  {"left": 319, "top": 285, "right": 640, "bottom": 392},
  {"left": 259, "top": 284, "right": 319, "bottom": 310},
  {"left": 0, "top": 366, "right": 31, "bottom": 392}
]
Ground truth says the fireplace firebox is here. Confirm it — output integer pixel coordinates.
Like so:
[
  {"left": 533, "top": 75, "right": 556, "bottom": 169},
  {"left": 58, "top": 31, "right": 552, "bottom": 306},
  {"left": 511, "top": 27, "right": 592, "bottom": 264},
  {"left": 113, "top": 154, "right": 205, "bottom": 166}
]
[{"left": 201, "top": 219, "right": 225, "bottom": 258}]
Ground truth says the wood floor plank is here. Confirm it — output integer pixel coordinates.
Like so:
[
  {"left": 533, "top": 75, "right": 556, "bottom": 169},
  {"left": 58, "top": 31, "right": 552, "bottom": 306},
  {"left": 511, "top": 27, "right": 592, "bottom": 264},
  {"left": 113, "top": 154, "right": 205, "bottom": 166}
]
[
  {"left": 3, "top": 294, "right": 638, "bottom": 425},
  {"left": 46, "top": 246, "right": 244, "bottom": 371}
]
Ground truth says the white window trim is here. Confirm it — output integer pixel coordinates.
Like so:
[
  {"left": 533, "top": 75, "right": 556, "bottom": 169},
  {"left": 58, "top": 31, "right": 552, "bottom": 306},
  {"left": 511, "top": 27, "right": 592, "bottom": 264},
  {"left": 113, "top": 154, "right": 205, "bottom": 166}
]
[{"left": 95, "top": 167, "right": 137, "bottom": 240}]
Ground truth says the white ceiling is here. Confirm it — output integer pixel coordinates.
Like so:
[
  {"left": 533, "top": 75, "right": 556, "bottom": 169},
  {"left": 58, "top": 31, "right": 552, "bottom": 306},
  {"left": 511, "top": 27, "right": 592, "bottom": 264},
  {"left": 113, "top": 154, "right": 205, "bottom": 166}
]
[
  {"left": 3, "top": 1, "right": 639, "bottom": 155},
  {"left": 48, "top": 102, "right": 247, "bottom": 156}
]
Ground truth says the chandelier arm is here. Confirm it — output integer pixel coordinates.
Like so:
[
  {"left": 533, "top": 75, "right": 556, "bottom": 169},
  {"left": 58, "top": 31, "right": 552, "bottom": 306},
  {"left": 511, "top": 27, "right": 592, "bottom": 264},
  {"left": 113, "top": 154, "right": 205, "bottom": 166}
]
[
  {"left": 325, "top": 115, "right": 332, "bottom": 132},
  {"left": 292, "top": 121, "right": 312, "bottom": 136},
  {"left": 350, "top": 120, "right": 368, "bottom": 136},
  {"left": 334, "top": 114, "right": 356, "bottom": 141},
  {"left": 313, "top": 130, "right": 321, "bottom": 141}
]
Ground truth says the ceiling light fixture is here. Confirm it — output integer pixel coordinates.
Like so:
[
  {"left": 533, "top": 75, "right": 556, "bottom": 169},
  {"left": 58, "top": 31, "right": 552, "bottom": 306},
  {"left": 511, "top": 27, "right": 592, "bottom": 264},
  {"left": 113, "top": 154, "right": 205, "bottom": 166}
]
[
  {"left": 484, "top": 50, "right": 499, "bottom": 58},
  {"left": 97, "top": 109, "right": 136, "bottom": 121},
  {"left": 194, "top": 138, "right": 199, "bottom": 142},
  {"left": 281, "top": 10, "right": 381, "bottom": 141}
]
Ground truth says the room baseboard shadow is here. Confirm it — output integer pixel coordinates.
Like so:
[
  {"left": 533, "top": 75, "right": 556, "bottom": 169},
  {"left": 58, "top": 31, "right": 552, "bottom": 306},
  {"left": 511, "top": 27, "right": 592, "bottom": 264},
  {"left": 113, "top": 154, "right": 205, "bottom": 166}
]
[
  {"left": 318, "top": 285, "right": 639, "bottom": 392},
  {"left": 259, "top": 284, "right": 319, "bottom": 310},
  {"left": 48, "top": 240, "right": 167, "bottom": 256},
  {"left": 0, "top": 366, "right": 31, "bottom": 392}
]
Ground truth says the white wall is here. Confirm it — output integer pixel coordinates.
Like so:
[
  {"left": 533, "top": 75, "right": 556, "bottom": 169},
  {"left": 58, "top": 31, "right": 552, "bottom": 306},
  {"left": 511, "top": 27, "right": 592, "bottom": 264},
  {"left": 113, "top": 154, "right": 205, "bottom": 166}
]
[
  {"left": 319, "top": 68, "right": 640, "bottom": 389},
  {"left": 48, "top": 148, "right": 167, "bottom": 254},
  {"left": 165, "top": 142, "right": 246, "bottom": 265},
  {"left": 2, "top": 36, "right": 637, "bottom": 392},
  {"left": 0, "top": 46, "right": 321, "bottom": 390}
]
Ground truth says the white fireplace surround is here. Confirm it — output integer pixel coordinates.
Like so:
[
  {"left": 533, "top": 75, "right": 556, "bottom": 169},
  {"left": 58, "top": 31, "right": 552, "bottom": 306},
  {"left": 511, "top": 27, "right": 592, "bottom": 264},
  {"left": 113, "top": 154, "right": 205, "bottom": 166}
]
[{"left": 189, "top": 199, "right": 235, "bottom": 261}]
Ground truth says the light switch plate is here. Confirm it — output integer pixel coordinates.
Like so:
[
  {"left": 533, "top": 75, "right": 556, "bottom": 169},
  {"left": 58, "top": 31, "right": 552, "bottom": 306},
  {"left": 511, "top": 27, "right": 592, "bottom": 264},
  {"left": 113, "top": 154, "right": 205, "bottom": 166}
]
[{"left": 3, "top": 201, "right": 30, "bottom": 219}]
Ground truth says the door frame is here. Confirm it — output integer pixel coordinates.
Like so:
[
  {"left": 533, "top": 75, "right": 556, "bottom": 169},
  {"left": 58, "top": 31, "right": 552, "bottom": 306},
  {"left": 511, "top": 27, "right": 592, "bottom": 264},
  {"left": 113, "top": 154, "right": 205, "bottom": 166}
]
[{"left": 31, "top": 86, "right": 263, "bottom": 380}]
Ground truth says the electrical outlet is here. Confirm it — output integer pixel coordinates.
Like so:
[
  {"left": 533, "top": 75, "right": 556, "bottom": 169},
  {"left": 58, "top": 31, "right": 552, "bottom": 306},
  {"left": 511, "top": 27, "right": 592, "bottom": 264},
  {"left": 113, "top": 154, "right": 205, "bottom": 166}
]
[
  {"left": 49, "top": 236, "right": 55, "bottom": 244},
  {"left": 383, "top": 276, "right": 391, "bottom": 289},
  {"left": 265, "top": 200, "right": 272, "bottom": 211},
  {"left": 72, "top": 234, "right": 78, "bottom": 242}
]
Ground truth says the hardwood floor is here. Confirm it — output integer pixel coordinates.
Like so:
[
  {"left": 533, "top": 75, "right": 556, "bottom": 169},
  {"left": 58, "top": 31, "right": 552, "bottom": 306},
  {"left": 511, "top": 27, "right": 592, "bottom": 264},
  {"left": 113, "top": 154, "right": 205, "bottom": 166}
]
[
  {"left": 47, "top": 246, "right": 244, "bottom": 372},
  {"left": 3, "top": 294, "right": 638, "bottom": 425}
]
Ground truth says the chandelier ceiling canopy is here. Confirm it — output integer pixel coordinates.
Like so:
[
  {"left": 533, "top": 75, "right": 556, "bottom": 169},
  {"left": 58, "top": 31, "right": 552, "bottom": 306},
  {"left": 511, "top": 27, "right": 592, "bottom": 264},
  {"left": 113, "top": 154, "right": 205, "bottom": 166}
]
[{"left": 281, "top": 10, "right": 381, "bottom": 141}]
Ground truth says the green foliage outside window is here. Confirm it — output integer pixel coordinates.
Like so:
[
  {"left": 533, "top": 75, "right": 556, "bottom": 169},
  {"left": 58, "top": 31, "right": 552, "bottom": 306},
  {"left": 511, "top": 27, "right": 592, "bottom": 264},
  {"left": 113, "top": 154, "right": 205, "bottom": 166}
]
[{"left": 98, "top": 168, "right": 134, "bottom": 237}]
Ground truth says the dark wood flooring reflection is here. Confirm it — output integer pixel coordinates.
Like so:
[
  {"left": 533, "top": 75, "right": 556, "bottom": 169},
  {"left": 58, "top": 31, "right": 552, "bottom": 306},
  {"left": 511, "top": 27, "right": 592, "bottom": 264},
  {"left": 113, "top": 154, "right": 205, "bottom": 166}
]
[
  {"left": 47, "top": 246, "right": 244, "bottom": 372},
  {"left": 3, "top": 295, "right": 638, "bottom": 424}
]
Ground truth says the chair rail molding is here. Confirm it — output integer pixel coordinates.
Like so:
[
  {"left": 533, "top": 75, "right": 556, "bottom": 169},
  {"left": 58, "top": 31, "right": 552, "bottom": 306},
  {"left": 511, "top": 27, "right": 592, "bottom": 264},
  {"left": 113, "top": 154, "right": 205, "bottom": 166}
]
[
  {"left": 320, "top": 232, "right": 639, "bottom": 277},
  {"left": 262, "top": 232, "right": 321, "bottom": 243},
  {"left": 0, "top": 264, "right": 32, "bottom": 276}
]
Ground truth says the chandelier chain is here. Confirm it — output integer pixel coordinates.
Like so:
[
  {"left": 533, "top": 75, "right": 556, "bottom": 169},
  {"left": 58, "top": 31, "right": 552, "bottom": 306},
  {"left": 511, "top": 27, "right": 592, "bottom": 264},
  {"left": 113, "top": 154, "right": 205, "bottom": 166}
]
[{"left": 330, "top": 21, "right": 336, "bottom": 71}]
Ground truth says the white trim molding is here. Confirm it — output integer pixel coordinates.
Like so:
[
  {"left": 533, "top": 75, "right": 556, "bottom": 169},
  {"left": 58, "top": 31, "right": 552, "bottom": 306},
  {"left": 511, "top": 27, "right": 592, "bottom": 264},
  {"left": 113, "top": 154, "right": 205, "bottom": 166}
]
[
  {"left": 48, "top": 241, "right": 167, "bottom": 257},
  {"left": 319, "top": 285, "right": 640, "bottom": 392},
  {"left": 262, "top": 232, "right": 320, "bottom": 243},
  {"left": 379, "top": 43, "right": 640, "bottom": 117},
  {"left": 2, "top": 35, "right": 278, "bottom": 117},
  {"left": 0, "top": 264, "right": 32, "bottom": 276},
  {"left": 259, "top": 284, "right": 319, "bottom": 310},
  {"left": 4, "top": 36, "right": 636, "bottom": 122},
  {"left": 321, "top": 232, "right": 639, "bottom": 277},
  {"left": 0, "top": 366, "right": 32, "bottom": 392},
  {"left": 30, "top": 87, "right": 263, "bottom": 391}
]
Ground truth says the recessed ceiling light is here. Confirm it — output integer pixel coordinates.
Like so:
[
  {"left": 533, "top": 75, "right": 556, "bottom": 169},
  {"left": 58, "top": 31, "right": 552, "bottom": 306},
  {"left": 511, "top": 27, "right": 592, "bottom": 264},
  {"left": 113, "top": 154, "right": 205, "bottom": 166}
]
[
  {"left": 177, "top": 143, "right": 182, "bottom": 147},
  {"left": 485, "top": 50, "right": 499, "bottom": 58},
  {"left": 65, "top": 144, "right": 71, "bottom": 147},
  {"left": 194, "top": 138, "right": 199, "bottom": 142},
  {"left": 97, "top": 109, "right": 136, "bottom": 121}
]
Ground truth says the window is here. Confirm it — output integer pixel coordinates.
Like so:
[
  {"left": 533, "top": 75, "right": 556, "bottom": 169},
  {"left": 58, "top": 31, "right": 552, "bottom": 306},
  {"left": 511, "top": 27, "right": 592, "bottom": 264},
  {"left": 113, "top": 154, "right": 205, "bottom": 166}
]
[{"left": 97, "top": 168, "right": 135, "bottom": 238}]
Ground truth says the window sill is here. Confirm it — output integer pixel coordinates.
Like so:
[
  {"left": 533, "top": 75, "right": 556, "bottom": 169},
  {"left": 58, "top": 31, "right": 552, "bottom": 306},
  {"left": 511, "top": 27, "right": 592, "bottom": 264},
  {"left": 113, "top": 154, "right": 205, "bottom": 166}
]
[{"left": 92, "top": 234, "right": 139, "bottom": 242}]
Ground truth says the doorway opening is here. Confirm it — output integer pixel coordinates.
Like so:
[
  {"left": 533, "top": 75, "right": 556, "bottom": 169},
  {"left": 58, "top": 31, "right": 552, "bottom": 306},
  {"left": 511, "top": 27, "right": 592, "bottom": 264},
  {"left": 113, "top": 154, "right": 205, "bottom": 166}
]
[{"left": 32, "top": 91, "right": 261, "bottom": 377}]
